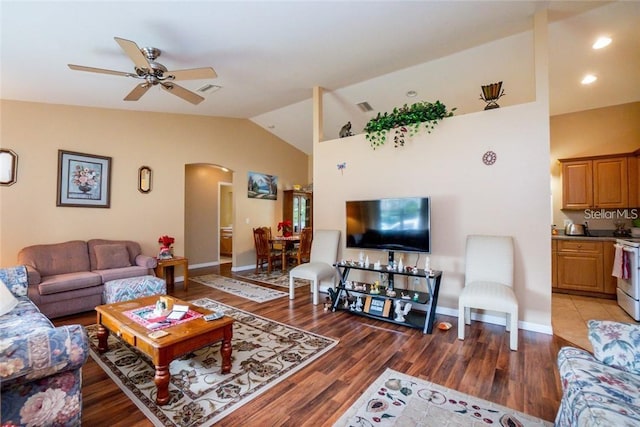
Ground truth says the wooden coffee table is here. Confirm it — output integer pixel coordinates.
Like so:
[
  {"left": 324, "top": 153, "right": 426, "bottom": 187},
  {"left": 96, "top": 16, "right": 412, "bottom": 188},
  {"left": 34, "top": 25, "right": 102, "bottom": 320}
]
[{"left": 95, "top": 295, "right": 233, "bottom": 405}]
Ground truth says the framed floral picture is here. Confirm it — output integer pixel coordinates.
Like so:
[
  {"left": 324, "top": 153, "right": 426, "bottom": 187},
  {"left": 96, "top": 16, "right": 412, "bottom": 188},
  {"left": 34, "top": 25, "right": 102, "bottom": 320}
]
[{"left": 57, "top": 150, "right": 112, "bottom": 208}]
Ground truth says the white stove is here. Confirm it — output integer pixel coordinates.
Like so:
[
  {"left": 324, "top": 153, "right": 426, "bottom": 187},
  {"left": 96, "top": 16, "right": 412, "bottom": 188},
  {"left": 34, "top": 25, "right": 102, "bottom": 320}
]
[{"left": 615, "top": 238, "right": 640, "bottom": 320}]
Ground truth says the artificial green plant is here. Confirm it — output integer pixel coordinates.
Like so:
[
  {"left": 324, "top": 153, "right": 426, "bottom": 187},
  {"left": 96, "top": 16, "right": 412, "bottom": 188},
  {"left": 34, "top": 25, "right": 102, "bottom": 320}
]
[{"left": 363, "top": 100, "right": 455, "bottom": 149}]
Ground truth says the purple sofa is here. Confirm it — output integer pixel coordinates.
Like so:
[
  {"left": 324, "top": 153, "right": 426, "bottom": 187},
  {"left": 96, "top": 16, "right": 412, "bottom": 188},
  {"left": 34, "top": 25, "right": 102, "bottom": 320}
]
[{"left": 18, "top": 239, "right": 157, "bottom": 318}]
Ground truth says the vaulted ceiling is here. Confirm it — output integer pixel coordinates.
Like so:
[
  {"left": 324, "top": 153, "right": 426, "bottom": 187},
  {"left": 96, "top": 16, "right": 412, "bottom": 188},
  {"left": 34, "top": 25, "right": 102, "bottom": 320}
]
[{"left": 2, "top": 1, "right": 638, "bottom": 154}]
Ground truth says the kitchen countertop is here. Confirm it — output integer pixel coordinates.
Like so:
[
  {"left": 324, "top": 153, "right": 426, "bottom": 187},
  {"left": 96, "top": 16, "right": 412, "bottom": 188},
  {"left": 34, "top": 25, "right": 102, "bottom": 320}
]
[
  {"left": 552, "top": 234, "right": 620, "bottom": 241},
  {"left": 552, "top": 229, "right": 637, "bottom": 241}
]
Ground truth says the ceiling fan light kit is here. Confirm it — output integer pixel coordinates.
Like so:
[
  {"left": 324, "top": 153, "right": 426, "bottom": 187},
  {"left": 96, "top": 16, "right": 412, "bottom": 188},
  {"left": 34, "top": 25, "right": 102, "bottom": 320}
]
[{"left": 68, "top": 37, "right": 217, "bottom": 105}]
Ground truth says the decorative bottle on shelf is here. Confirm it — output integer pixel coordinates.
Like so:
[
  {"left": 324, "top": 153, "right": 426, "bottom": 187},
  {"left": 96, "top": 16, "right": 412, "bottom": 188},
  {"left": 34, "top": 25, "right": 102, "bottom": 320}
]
[
  {"left": 425, "top": 256, "right": 431, "bottom": 273},
  {"left": 365, "top": 255, "right": 369, "bottom": 267},
  {"left": 398, "top": 258, "right": 404, "bottom": 272}
]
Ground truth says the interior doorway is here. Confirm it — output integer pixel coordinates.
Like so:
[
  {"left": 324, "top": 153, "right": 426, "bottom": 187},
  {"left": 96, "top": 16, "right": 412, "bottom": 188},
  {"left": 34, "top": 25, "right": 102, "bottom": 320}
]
[
  {"left": 184, "top": 164, "right": 233, "bottom": 268},
  {"left": 219, "top": 182, "right": 233, "bottom": 264}
]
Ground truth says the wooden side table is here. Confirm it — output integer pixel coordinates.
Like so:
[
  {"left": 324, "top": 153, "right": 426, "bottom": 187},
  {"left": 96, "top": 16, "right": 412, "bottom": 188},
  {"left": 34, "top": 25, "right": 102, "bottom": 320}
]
[{"left": 155, "top": 256, "right": 189, "bottom": 291}]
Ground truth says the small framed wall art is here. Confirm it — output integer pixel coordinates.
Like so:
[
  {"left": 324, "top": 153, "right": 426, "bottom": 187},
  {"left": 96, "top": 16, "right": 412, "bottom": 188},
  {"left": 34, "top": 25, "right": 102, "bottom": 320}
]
[
  {"left": 57, "top": 150, "right": 112, "bottom": 208},
  {"left": 0, "top": 149, "right": 18, "bottom": 186},
  {"left": 247, "top": 171, "right": 277, "bottom": 200},
  {"left": 364, "top": 296, "right": 392, "bottom": 318},
  {"left": 138, "top": 166, "right": 152, "bottom": 193}
]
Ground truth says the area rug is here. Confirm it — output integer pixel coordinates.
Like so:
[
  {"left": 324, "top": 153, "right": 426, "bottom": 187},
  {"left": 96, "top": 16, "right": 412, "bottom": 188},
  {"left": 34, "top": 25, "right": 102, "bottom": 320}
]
[
  {"left": 333, "top": 368, "right": 553, "bottom": 427},
  {"left": 236, "top": 268, "right": 311, "bottom": 289},
  {"left": 190, "top": 274, "right": 288, "bottom": 302},
  {"left": 88, "top": 297, "right": 338, "bottom": 427}
]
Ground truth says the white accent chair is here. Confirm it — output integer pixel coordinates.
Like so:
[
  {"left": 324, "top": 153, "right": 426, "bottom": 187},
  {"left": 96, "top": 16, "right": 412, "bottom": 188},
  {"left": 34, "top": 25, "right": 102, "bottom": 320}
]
[
  {"left": 289, "top": 229, "right": 341, "bottom": 305},
  {"left": 458, "top": 235, "right": 519, "bottom": 351}
]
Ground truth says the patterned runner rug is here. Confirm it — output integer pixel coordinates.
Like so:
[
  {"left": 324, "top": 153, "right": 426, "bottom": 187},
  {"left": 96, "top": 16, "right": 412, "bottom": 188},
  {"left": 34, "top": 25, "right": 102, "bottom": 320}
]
[
  {"left": 88, "top": 297, "right": 338, "bottom": 426},
  {"left": 334, "top": 368, "right": 553, "bottom": 426},
  {"left": 190, "top": 274, "right": 288, "bottom": 302},
  {"left": 236, "top": 268, "right": 311, "bottom": 289}
]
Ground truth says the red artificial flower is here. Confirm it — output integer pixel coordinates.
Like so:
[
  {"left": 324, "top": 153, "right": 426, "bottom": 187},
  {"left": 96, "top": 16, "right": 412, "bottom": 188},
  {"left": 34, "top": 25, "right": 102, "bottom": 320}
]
[
  {"left": 277, "top": 221, "right": 292, "bottom": 232},
  {"left": 158, "top": 235, "right": 175, "bottom": 246}
]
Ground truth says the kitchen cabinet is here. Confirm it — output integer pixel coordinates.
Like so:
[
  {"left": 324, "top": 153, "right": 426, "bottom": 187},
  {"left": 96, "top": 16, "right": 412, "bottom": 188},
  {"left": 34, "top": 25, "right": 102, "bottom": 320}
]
[
  {"left": 552, "top": 240, "right": 557, "bottom": 289},
  {"left": 283, "top": 190, "right": 312, "bottom": 234},
  {"left": 553, "top": 239, "right": 616, "bottom": 297},
  {"left": 560, "top": 156, "right": 629, "bottom": 209},
  {"left": 220, "top": 228, "right": 232, "bottom": 256}
]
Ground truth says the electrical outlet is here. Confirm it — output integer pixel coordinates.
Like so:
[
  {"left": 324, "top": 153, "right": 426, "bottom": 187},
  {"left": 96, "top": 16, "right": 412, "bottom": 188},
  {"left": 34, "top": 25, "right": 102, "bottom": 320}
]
[
  {"left": 413, "top": 277, "right": 421, "bottom": 287},
  {"left": 564, "top": 219, "right": 572, "bottom": 227}
]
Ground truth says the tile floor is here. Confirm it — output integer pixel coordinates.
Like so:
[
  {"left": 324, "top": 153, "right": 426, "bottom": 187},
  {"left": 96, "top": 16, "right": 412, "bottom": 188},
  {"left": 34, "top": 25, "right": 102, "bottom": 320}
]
[{"left": 552, "top": 293, "right": 636, "bottom": 352}]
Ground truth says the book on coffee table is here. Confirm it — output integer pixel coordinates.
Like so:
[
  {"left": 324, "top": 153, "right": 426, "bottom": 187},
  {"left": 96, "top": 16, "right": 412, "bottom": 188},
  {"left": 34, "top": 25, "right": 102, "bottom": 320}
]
[{"left": 166, "top": 304, "right": 189, "bottom": 320}]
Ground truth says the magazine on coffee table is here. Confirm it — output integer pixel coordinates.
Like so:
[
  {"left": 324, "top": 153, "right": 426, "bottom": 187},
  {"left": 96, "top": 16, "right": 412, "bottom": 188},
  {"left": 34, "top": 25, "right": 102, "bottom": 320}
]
[{"left": 123, "top": 304, "right": 203, "bottom": 330}]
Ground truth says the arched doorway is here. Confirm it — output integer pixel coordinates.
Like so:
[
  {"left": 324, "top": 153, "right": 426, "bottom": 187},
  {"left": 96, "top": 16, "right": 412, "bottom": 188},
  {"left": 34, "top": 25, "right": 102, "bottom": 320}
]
[{"left": 184, "top": 164, "right": 233, "bottom": 268}]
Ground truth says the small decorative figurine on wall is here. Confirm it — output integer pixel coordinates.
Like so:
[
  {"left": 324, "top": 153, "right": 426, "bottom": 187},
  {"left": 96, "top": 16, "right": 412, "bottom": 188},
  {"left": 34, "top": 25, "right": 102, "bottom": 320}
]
[
  {"left": 480, "top": 81, "right": 505, "bottom": 110},
  {"left": 339, "top": 121, "right": 353, "bottom": 138}
]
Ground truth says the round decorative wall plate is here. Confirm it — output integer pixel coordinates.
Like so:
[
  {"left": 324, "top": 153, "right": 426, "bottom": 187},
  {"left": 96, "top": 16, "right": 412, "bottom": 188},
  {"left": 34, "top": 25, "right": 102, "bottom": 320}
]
[{"left": 482, "top": 150, "right": 497, "bottom": 165}]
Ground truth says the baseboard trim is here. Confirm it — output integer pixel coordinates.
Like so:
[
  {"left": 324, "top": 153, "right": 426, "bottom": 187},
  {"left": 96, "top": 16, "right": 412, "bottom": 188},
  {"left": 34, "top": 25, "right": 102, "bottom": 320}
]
[
  {"left": 188, "top": 261, "right": 218, "bottom": 269},
  {"left": 231, "top": 264, "right": 256, "bottom": 272},
  {"left": 436, "top": 306, "right": 553, "bottom": 335}
]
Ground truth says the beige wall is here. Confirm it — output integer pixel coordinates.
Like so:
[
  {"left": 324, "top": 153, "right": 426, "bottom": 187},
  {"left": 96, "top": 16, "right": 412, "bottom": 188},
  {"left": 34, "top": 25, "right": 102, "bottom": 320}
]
[
  {"left": 314, "top": 101, "right": 552, "bottom": 332},
  {"left": 0, "top": 100, "right": 309, "bottom": 270},
  {"left": 550, "top": 102, "right": 640, "bottom": 228}
]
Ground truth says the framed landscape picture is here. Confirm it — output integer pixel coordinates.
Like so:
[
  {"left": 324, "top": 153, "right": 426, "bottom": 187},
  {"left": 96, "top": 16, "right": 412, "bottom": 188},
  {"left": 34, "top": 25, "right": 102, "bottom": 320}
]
[
  {"left": 247, "top": 171, "right": 277, "bottom": 200},
  {"left": 57, "top": 150, "right": 112, "bottom": 208}
]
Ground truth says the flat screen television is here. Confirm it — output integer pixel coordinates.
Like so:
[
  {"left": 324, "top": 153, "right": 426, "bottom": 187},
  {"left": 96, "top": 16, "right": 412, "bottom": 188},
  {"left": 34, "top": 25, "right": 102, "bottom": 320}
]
[{"left": 345, "top": 197, "right": 431, "bottom": 257}]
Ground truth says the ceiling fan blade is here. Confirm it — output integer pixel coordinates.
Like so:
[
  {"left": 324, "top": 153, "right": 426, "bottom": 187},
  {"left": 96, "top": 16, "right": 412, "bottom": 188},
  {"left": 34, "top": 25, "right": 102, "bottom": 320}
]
[
  {"left": 68, "top": 64, "right": 133, "bottom": 77},
  {"left": 165, "top": 67, "right": 217, "bottom": 81},
  {"left": 114, "top": 37, "right": 151, "bottom": 70},
  {"left": 161, "top": 83, "right": 204, "bottom": 105},
  {"left": 124, "top": 83, "right": 151, "bottom": 101}
]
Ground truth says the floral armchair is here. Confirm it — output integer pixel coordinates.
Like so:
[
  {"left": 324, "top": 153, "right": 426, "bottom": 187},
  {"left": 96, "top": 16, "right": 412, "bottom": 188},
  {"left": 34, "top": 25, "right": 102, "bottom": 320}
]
[
  {"left": 555, "top": 320, "right": 640, "bottom": 426},
  {"left": 0, "top": 265, "right": 89, "bottom": 426}
]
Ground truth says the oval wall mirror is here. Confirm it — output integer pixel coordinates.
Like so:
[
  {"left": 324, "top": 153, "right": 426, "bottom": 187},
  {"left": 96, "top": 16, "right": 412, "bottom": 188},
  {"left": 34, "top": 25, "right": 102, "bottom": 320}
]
[
  {"left": 138, "top": 166, "right": 152, "bottom": 193},
  {"left": 0, "top": 149, "right": 18, "bottom": 186}
]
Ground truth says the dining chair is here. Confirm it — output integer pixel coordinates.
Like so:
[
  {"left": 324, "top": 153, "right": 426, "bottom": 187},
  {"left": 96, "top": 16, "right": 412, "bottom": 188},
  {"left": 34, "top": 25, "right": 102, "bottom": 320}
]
[
  {"left": 288, "top": 227, "right": 313, "bottom": 267},
  {"left": 253, "top": 227, "right": 282, "bottom": 273},
  {"left": 458, "top": 234, "right": 519, "bottom": 351},
  {"left": 289, "top": 229, "right": 340, "bottom": 305}
]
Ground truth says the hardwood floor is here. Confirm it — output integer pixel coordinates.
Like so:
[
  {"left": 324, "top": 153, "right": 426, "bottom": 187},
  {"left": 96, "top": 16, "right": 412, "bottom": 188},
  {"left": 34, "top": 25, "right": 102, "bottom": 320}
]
[{"left": 54, "top": 264, "right": 569, "bottom": 426}]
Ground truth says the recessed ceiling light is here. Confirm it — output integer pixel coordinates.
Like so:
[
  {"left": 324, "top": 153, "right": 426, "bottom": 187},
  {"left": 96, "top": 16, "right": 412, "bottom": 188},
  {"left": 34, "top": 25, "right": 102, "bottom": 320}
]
[
  {"left": 592, "top": 36, "right": 612, "bottom": 50},
  {"left": 220, "top": 167, "right": 229, "bottom": 172},
  {"left": 406, "top": 90, "right": 417, "bottom": 98},
  {"left": 581, "top": 74, "right": 597, "bottom": 85}
]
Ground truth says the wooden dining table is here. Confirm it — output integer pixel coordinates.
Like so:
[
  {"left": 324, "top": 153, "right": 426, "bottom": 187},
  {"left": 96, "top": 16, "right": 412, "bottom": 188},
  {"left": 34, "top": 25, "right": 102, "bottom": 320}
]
[{"left": 270, "top": 235, "right": 300, "bottom": 271}]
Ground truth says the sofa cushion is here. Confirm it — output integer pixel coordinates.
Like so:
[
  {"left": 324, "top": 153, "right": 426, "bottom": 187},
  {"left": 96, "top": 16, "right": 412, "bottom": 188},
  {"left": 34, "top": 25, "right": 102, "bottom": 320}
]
[
  {"left": 88, "top": 239, "right": 142, "bottom": 271},
  {"left": 38, "top": 272, "right": 102, "bottom": 295},
  {"left": 18, "top": 240, "right": 90, "bottom": 277},
  {"left": 1, "top": 298, "right": 41, "bottom": 319},
  {"left": 93, "top": 266, "right": 150, "bottom": 283},
  {"left": 0, "top": 312, "right": 53, "bottom": 339},
  {"left": 94, "top": 244, "right": 132, "bottom": 270},
  {"left": 588, "top": 319, "right": 640, "bottom": 374}
]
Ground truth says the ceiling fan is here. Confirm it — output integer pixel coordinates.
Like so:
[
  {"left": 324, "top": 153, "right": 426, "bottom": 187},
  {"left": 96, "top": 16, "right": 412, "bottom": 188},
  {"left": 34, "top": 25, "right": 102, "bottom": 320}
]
[{"left": 68, "top": 37, "right": 217, "bottom": 105}]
